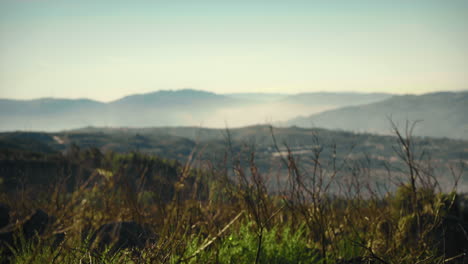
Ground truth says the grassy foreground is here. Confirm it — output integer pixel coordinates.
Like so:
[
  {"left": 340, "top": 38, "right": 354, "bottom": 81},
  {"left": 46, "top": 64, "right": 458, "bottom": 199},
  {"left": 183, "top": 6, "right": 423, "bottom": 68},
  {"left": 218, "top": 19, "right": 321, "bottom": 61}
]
[{"left": 0, "top": 127, "right": 467, "bottom": 264}]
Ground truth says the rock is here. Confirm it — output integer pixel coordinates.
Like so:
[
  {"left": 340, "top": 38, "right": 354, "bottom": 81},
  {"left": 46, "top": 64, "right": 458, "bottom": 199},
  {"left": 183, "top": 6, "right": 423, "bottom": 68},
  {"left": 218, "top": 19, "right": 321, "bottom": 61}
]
[
  {"left": 0, "top": 231, "right": 13, "bottom": 248},
  {"left": 1, "top": 208, "right": 64, "bottom": 263},
  {"left": 0, "top": 204, "right": 13, "bottom": 258},
  {"left": 52, "top": 232, "right": 65, "bottom": 247},
  {"left": 0, "top": 204, "right": 9, "bottom": 229},
  {"left": 0, "top": 204, "right": 13, "bottom": 262},
  {"left": 436, "top": 216, "right": 468, "bottom": 260},
  {"left": 90, "top": 221, "right": 154, "bottom": 251},
  {"left": 22, "top": 209, "right": 50, "bottom": 239}
]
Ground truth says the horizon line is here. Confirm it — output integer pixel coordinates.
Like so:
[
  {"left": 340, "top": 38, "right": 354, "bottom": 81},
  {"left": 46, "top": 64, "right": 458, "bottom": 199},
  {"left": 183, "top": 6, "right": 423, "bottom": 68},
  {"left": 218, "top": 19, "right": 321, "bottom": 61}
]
[{"left": 1, "top": 88, "right": 466, "bottom": 103}]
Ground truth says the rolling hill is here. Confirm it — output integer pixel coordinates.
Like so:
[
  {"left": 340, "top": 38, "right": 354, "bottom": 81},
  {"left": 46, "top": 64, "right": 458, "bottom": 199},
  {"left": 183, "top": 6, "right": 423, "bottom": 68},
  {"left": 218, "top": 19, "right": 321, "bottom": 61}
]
[
  {"left": 279, "top": 92, "right": 391, "bottom": 107},
  {"left": 285, "top": 91, "right": 468, "bottom": 140},
  {"left": 0, "top": 89, "right": 239, "bottom": 131},
  {"left": 0, "top": 89, "right": 393, "bottom": 131},
  {"left": 1, "top": 125, "right": 467, "bottom": 191}
]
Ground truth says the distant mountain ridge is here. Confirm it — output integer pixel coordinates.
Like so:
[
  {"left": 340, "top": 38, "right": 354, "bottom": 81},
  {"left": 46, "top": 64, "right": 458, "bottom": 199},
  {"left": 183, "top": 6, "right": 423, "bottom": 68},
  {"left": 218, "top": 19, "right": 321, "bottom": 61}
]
[
  {"left": 285, "top": 91, "right": 468, "bottom": 140},
  {"left": 280, "top": 92, "right": 391, "bottom": 106},
  {"left": 0, "top": 98, "right": 104, "bottom": 114},
  {"left": 110, "top": 89, "right": 234, "bottom": 107},
  {"left": 0, "top": 89, "right": 234, "bottom": 130},
  {"left": 3, "top": 89, "right": 466, "bottom": 139},
  {"left": 0, "top": 89, "right": 396, "bottom": 132}
]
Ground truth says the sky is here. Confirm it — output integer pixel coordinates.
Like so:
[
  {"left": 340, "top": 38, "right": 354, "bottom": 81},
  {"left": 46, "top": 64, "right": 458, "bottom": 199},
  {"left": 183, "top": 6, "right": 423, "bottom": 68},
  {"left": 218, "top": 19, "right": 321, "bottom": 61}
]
[{"left": 0, "top": 0, "right": 467, "bottom": 102}]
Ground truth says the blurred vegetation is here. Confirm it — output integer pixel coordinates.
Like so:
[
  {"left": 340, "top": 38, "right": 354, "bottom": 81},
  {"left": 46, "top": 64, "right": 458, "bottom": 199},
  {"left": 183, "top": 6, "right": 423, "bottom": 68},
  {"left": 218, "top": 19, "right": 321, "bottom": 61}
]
[
  {"left": 1, "top": 125, "right": 467, "bottom": 196},
  {"left": 0, "top": 125, "right": 467, "bottom": 263}
]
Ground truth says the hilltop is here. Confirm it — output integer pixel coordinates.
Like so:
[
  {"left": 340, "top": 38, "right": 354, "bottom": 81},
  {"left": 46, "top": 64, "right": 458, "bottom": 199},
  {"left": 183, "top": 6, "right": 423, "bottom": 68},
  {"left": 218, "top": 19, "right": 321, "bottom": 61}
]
[
  {"left": 285, "top": 91, "right": 468, "bottom": 140},
  {"left": 0, "top": 90, "right": 391, "bottom": 131}
]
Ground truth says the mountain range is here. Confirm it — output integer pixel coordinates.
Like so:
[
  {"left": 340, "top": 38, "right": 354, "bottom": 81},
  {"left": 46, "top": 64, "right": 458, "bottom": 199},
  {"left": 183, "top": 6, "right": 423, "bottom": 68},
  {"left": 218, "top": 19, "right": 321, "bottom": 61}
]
[
  {"left": 0, "top": 89, "right": 390, "bottom": 131},
  {"left": 1, "top": 89, "right": 466, "bottom": 139},
  {"left": 285, "top": 91, "right": 468, "bottom": 139}
]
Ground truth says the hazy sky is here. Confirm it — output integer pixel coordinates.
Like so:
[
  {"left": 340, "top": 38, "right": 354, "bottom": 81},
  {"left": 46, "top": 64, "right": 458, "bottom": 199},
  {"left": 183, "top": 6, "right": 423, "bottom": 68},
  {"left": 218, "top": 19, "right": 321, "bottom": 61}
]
[{"left": 1, "top": 0, "right": 467, "bottom": 101}]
